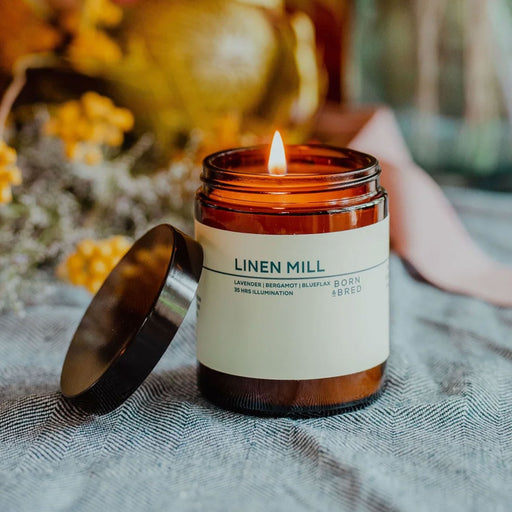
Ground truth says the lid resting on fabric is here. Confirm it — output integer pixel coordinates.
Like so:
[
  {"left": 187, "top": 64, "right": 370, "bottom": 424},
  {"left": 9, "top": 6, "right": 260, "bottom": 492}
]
[{"left": 60, "top": 224, "right": 203, "bottom": 415}]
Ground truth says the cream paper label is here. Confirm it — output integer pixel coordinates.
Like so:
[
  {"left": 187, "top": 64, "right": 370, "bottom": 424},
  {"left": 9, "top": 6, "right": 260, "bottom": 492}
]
[{"left": 195, "top": 217, "right": 389, "bottom": 380}]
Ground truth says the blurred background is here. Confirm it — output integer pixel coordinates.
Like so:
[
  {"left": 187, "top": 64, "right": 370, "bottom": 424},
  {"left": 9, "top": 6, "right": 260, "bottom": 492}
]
[{"left": 1, "top": 0, "right": 511, "bottom": 310}]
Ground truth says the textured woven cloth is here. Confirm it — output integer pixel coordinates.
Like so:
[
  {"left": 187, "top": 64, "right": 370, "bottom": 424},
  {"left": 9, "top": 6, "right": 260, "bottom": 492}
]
[{"left": 1, "top": 187, "right": 511, "bottom": 512}]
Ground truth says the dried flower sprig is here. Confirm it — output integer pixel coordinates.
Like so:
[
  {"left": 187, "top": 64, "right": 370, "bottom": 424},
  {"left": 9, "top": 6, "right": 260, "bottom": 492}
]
[
  {"left": 0, "top": 116, "right": 196, "bottom": 313},
  {"left": 0, "top": 140, "right": 21, "bottom": 203},
  {"left": 44, "top": 92, "right": 134, "bottom": 165},
  {"left": 0, "top": 53, "right": 67, "bottom": 205}
]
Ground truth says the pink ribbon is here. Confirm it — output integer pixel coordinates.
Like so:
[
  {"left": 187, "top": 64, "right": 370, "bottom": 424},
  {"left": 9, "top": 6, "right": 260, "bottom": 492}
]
[{"left": 317, "top": 106, "right": 512, "bottom": 307}]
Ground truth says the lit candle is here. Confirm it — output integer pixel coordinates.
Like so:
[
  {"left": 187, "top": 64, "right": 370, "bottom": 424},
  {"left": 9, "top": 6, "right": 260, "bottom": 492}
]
[
  {"left": 195, "top": 134, "right": 389, "bottom": 417},
  {"left": 267, "top": 130, "right": 287, "bottom": 176}
]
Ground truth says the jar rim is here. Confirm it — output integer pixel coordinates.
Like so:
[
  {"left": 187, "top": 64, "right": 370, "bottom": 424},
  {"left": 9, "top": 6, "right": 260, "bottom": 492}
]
[{"left": 202, "top": 144, "right": 380, "bottom": 190}]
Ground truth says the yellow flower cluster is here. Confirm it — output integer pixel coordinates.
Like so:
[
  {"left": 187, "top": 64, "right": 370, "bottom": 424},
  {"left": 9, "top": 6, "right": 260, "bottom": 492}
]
[
  {"left": 68, "top": 29, "right": 122, "bottom": 74},
  {"left": 58, "top": 236, "right": 131, "bottom": 294},
  {"left": 0, "top": 141, "right": 22, "bottom": 204},
  {"left": 63, "top": 0, "right": 124, "bottom": 73},
  {"left": 62, "top": 0, "right": 123, "bottom": 32},
  {"left": 44, "top": 92, "right": 134, "bottom": 165},
  {"left": 82, "top": 0, "right": 123, "bottom": 29}
]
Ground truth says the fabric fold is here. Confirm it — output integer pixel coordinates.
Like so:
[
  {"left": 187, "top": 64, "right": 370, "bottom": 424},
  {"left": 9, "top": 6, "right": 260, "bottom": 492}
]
[{"left": 316, "top": 106, "right": 512, "bottom": 307}]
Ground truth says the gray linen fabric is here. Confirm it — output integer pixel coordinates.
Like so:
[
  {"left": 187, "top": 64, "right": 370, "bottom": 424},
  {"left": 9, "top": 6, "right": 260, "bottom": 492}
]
[{"left": 1, "top": 187, "right": 511, "bottom": 512}]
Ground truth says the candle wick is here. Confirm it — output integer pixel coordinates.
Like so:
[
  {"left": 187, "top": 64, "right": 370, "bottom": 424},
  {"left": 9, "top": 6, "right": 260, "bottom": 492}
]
[{"left": 268, "top": 164, "right": 287, "bottom": 176}]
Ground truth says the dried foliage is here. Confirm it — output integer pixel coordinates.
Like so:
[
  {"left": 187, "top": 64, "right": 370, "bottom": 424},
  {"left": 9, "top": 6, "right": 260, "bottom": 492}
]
[{"left": 0, "top": 111, "right": 200, "bottom": 312}]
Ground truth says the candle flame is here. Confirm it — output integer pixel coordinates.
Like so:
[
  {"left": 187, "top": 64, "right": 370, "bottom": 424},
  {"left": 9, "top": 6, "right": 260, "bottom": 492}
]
[{"left": 268, "top": 131, "right": 287, "bottom": 176}]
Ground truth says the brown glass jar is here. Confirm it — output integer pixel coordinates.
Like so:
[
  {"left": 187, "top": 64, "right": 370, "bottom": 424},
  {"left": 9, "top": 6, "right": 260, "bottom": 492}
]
[{"left": 194, "top": 144, "right": 389, "bottom": 417}]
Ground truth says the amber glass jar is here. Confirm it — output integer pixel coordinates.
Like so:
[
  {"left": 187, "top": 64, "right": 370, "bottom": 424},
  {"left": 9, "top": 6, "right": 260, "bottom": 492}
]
[{"left": 194, "top": 144, "right": 389, "bottom": 417}]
